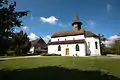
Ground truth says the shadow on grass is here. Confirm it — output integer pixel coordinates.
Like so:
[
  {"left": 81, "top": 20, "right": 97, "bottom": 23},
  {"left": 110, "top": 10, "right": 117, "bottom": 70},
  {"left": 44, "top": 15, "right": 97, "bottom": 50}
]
[
  {"left": 0, "top": 66, "right": 120, "bottom": 80},
  {"left": 0, "top": 60, "right": 5, "bottom": 61}
]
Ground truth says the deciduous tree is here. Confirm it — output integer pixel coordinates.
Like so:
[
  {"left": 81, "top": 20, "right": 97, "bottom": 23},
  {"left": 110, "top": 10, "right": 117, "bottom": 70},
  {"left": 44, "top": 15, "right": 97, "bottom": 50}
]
[
  {"left": 11, "top": 30, "right": 31, "bottom": 56},
  {"left": 0, "top": 0, "right": 29, "bottom": 55},
  {"left": 98, "top": 34, "right": 107, "bottom": 55}
]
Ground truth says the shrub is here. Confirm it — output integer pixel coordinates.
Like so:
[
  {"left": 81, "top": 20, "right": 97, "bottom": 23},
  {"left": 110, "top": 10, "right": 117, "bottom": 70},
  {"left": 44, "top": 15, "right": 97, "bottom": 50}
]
[
  {"left": 7, "top": 50, "right": 15, "bottom": 56},
  {"left": 40, "top": 53, "right": 61, "bottom": 56},
  {"left": 22, "top": 53, "right": 38, "bottom": 56}
]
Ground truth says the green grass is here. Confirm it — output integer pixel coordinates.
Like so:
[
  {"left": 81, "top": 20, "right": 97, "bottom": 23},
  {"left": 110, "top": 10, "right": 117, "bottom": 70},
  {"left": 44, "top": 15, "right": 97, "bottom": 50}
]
[
  {"left": 0, "top": 56, "right": 120, "bottom": 80},
  {"left": 0, "top": 56, "right": 13, "bottom": 58}
]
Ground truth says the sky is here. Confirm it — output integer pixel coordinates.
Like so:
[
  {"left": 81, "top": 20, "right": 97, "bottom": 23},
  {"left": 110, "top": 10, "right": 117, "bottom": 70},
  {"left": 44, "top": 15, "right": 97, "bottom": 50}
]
[{"left": 13, "top": 0, "right": 120, "bottom": 44}]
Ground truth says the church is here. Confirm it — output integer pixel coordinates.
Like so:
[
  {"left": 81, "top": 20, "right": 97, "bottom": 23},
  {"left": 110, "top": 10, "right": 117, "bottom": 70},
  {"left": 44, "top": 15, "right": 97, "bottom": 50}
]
[{"left": 48, "top": 14, "right": 101, "bottom": 56}]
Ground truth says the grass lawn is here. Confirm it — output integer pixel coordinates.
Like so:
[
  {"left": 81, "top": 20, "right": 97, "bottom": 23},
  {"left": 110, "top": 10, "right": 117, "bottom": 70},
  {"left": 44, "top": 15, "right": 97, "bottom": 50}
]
[
  {"left": 0, "top": 56, "right": 120, "bottom": 80},
  {"left": 0, "top": 56, "right": 14, "bottom": 58}
]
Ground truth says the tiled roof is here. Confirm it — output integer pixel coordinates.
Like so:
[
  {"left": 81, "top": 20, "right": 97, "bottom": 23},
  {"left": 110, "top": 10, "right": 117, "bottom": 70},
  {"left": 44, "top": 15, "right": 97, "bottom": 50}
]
[
  {"left": 73, "top": 13, "right": 80, "bottom": 22},
  {"left": 31, "top": 37, "right": 47, "bottom": 47},
  {"left": 51, "top": 28, "right": 85, "bottom": 38},
  {"left": 48, "top": 39, "right": 85, "bottom": 45},
  {"left": 72, "top": 13, "right": 82, "bottom": 26},
  {"left": 51, "top": 28, "right": 98, "bottom": 38},
  {"left": 85, "top": 31, "right": 99, "bottom": 37}
]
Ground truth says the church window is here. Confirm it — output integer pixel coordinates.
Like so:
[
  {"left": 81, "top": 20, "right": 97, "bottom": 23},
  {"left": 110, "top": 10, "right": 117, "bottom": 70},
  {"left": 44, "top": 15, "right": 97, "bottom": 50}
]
[
  {"left": 76, "top": 44, "right": 79, "bottom": 51},
  {"left": 58, "top": 45, "right": 61, "bottom": 51},
  {"left": 95, "top": 41, "right": 98, "bottom": 49}
]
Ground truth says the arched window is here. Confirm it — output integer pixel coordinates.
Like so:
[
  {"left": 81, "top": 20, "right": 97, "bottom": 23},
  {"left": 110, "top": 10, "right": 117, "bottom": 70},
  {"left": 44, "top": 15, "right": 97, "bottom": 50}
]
[
  {"left": 76, "top": 44, "right": 79, "bottom": 51},
  {"left": 95, "top": 41, "right": 98, "bottom": 49},
  {"left": 58, "top": 45, "right": 61, "bottom": 51}
]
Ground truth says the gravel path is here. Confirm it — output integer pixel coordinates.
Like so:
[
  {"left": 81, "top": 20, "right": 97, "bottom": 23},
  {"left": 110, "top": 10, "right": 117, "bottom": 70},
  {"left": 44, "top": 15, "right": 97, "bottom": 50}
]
[
  {"left": 0, "top": 55, "right": 41, "bottom": 60},
  {"left": 0, "top": 55, "right": 120, "bottom": 60}
]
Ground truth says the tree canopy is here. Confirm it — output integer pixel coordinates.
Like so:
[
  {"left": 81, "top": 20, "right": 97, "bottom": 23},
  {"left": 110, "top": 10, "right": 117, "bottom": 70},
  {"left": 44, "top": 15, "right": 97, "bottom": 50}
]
[
  {"left": 9, "top": 30, "right": 31, "bottom": 56},
  {"left": 98, "top": 34, "right": 107, "bottom": 55},
  {"left": 0, "top": 0, "right": 29, "bottom": 55}
]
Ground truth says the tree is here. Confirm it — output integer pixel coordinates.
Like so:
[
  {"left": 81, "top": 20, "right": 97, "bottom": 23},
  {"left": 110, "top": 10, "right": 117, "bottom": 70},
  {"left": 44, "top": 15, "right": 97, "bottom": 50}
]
[
  {"left": 0, "top": 0, "right": 29, "bottom": 55},
  {"left": 102, "top": 34, "right": 120, "bottom": 55},
  {"left": 111, "top": 39, "right": 120, "bottom": 55},
  {"left": 11, "top": 30, "right": 31, "bottom": 56},
  {"left": 98, "top": 34, "right": 107, "bottom": 55}
]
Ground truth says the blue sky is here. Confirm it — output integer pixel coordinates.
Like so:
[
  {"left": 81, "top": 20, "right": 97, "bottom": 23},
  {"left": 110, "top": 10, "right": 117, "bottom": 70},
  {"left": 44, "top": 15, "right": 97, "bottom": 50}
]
[{"left": 13, "top": 0, "right": 120, "bottom": 43}]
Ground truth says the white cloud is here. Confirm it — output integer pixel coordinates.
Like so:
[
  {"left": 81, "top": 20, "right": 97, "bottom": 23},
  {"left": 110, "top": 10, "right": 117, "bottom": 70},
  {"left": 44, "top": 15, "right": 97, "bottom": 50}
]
[
  {"left": 107, "top": 3, "right": 112, "bottom": 13},
  {"left": 22, "top": 26, "right": 29, "bottom": 31},
  {"left": 28, "top": 33, "right": 39, "bottom": 41},
  {"left": 40, "top": 16, "right": 70, "bottom": 28},
  {"left": 87, "top": 20, "right": 96, "bottom": 27},
  {"left": 58, "top": 22, "right": 70, "bottom": 27},
  {"left": 103, "top": 35, "right": 120, "bottom": 47},
  {"left": 43, "top": 35, "right": 51, "bottom": 43},
  {"left": 40, "top": 16, "right": 58, "bottom": 24}
]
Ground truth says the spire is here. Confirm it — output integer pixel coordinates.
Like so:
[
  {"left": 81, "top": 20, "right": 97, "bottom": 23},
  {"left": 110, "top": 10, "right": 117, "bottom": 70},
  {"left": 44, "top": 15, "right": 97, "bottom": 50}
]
[{"left": 74, "top": 13, "right": 80, "bottom": 22}]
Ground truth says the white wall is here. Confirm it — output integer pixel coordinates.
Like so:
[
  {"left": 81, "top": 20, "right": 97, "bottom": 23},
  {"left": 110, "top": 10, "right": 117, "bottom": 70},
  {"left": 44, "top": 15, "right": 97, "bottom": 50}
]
[
  {"left": 48, "top": 34, "right": 101, "bottom": 56},
  {"left": 85, "top": 37, "right": 101, "bottom": 56},
  {"left": 48, "top": 44, "right": 86, "bottom": 56},
  {"left": 28, "top": 47, "right": 34, "bottom": 54},
  {"left": 51, "top": 35, "right": 85, "bottom": 42}
]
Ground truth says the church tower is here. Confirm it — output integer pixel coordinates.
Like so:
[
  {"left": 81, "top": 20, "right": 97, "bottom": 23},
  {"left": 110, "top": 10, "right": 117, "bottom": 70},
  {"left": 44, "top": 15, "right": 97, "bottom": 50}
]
[{"left": 72, "top": 14, "right": 82, "bottom": 31}]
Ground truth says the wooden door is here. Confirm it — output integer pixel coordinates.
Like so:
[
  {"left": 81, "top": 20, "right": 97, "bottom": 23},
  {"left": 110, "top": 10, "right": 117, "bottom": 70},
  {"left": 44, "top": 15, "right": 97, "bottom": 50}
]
[{"left": 66, "top": 48, "right": 69, "bottom": 55}]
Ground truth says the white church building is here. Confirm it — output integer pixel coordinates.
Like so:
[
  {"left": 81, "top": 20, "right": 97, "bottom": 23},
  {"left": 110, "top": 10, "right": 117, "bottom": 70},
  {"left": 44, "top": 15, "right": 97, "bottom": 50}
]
[{"left": 48, "top": 14, "right": 101, "bottom": 56}]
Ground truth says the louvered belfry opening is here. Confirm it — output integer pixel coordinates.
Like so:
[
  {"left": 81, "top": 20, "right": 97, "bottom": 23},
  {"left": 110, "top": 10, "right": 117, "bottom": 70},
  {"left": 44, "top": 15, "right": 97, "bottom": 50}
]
[{"left": 72, "top": 14, "right": 83, "bottom": 31}]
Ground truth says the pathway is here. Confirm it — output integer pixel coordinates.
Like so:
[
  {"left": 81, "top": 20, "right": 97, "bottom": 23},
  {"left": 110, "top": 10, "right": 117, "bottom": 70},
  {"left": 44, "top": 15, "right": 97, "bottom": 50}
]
[{"left": 0, "top": 55, "right": 41, "bottom": 60}]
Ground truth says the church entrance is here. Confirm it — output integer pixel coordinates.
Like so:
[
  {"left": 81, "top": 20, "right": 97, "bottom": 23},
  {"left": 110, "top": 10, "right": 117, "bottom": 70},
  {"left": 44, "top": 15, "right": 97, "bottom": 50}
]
[{"left": 66, "top": 48, "right": 69, "bottom": 55}]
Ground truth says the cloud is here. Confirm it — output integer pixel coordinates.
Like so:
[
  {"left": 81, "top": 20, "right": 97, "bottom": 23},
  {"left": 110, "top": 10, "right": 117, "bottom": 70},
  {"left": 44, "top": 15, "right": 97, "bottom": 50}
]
[
  {"left": 107, "top": 3, "right": 112, "bottom": 13},
  {"left": 40, "top": 16, "right": 70, "bottom": 28},
  {"left": 103, "top": 35, "right": 120, "bottom": 47},
  {"left": 28, "top": 33, "right": 39, "bottom": 41},
  {"left": 43, "top": 35, "right": 51, "bottom": 43},
  {"left": 58, "top": 22, "right": 70, "bottom": 27},
  {"left": 40, "top": 16, "right": 58, "bottom": 24},
  {"left": 86, "top": 20, "right": 96, "bottom": 27},
  {"left": 22, "top": 26, "right": 29, "bottom": 31}
]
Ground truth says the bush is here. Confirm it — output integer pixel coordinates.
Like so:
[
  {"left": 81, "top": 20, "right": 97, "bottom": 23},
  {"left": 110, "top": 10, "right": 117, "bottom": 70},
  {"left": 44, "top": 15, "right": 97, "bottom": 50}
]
[
  {"left": 101, "top": 47, "right": 117, "bottom": 56},
  {"left": 41, "top": 53, "right": 61, "bottom": 56},
  {"left": 7, "top": 50, "right": 15, "bottom": 56},
  {"left": 22, "top": 53, "right": 38, "bottom": 56}
]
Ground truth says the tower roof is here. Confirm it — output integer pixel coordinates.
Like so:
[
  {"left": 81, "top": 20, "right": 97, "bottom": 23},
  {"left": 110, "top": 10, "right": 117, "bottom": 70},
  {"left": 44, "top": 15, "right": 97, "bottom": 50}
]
[
  {"left": 74, "top": 13, "right": 80, "bottom": 22},
  {"left": 72, "top": 14, "right": 82, "bottom": 26}
]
